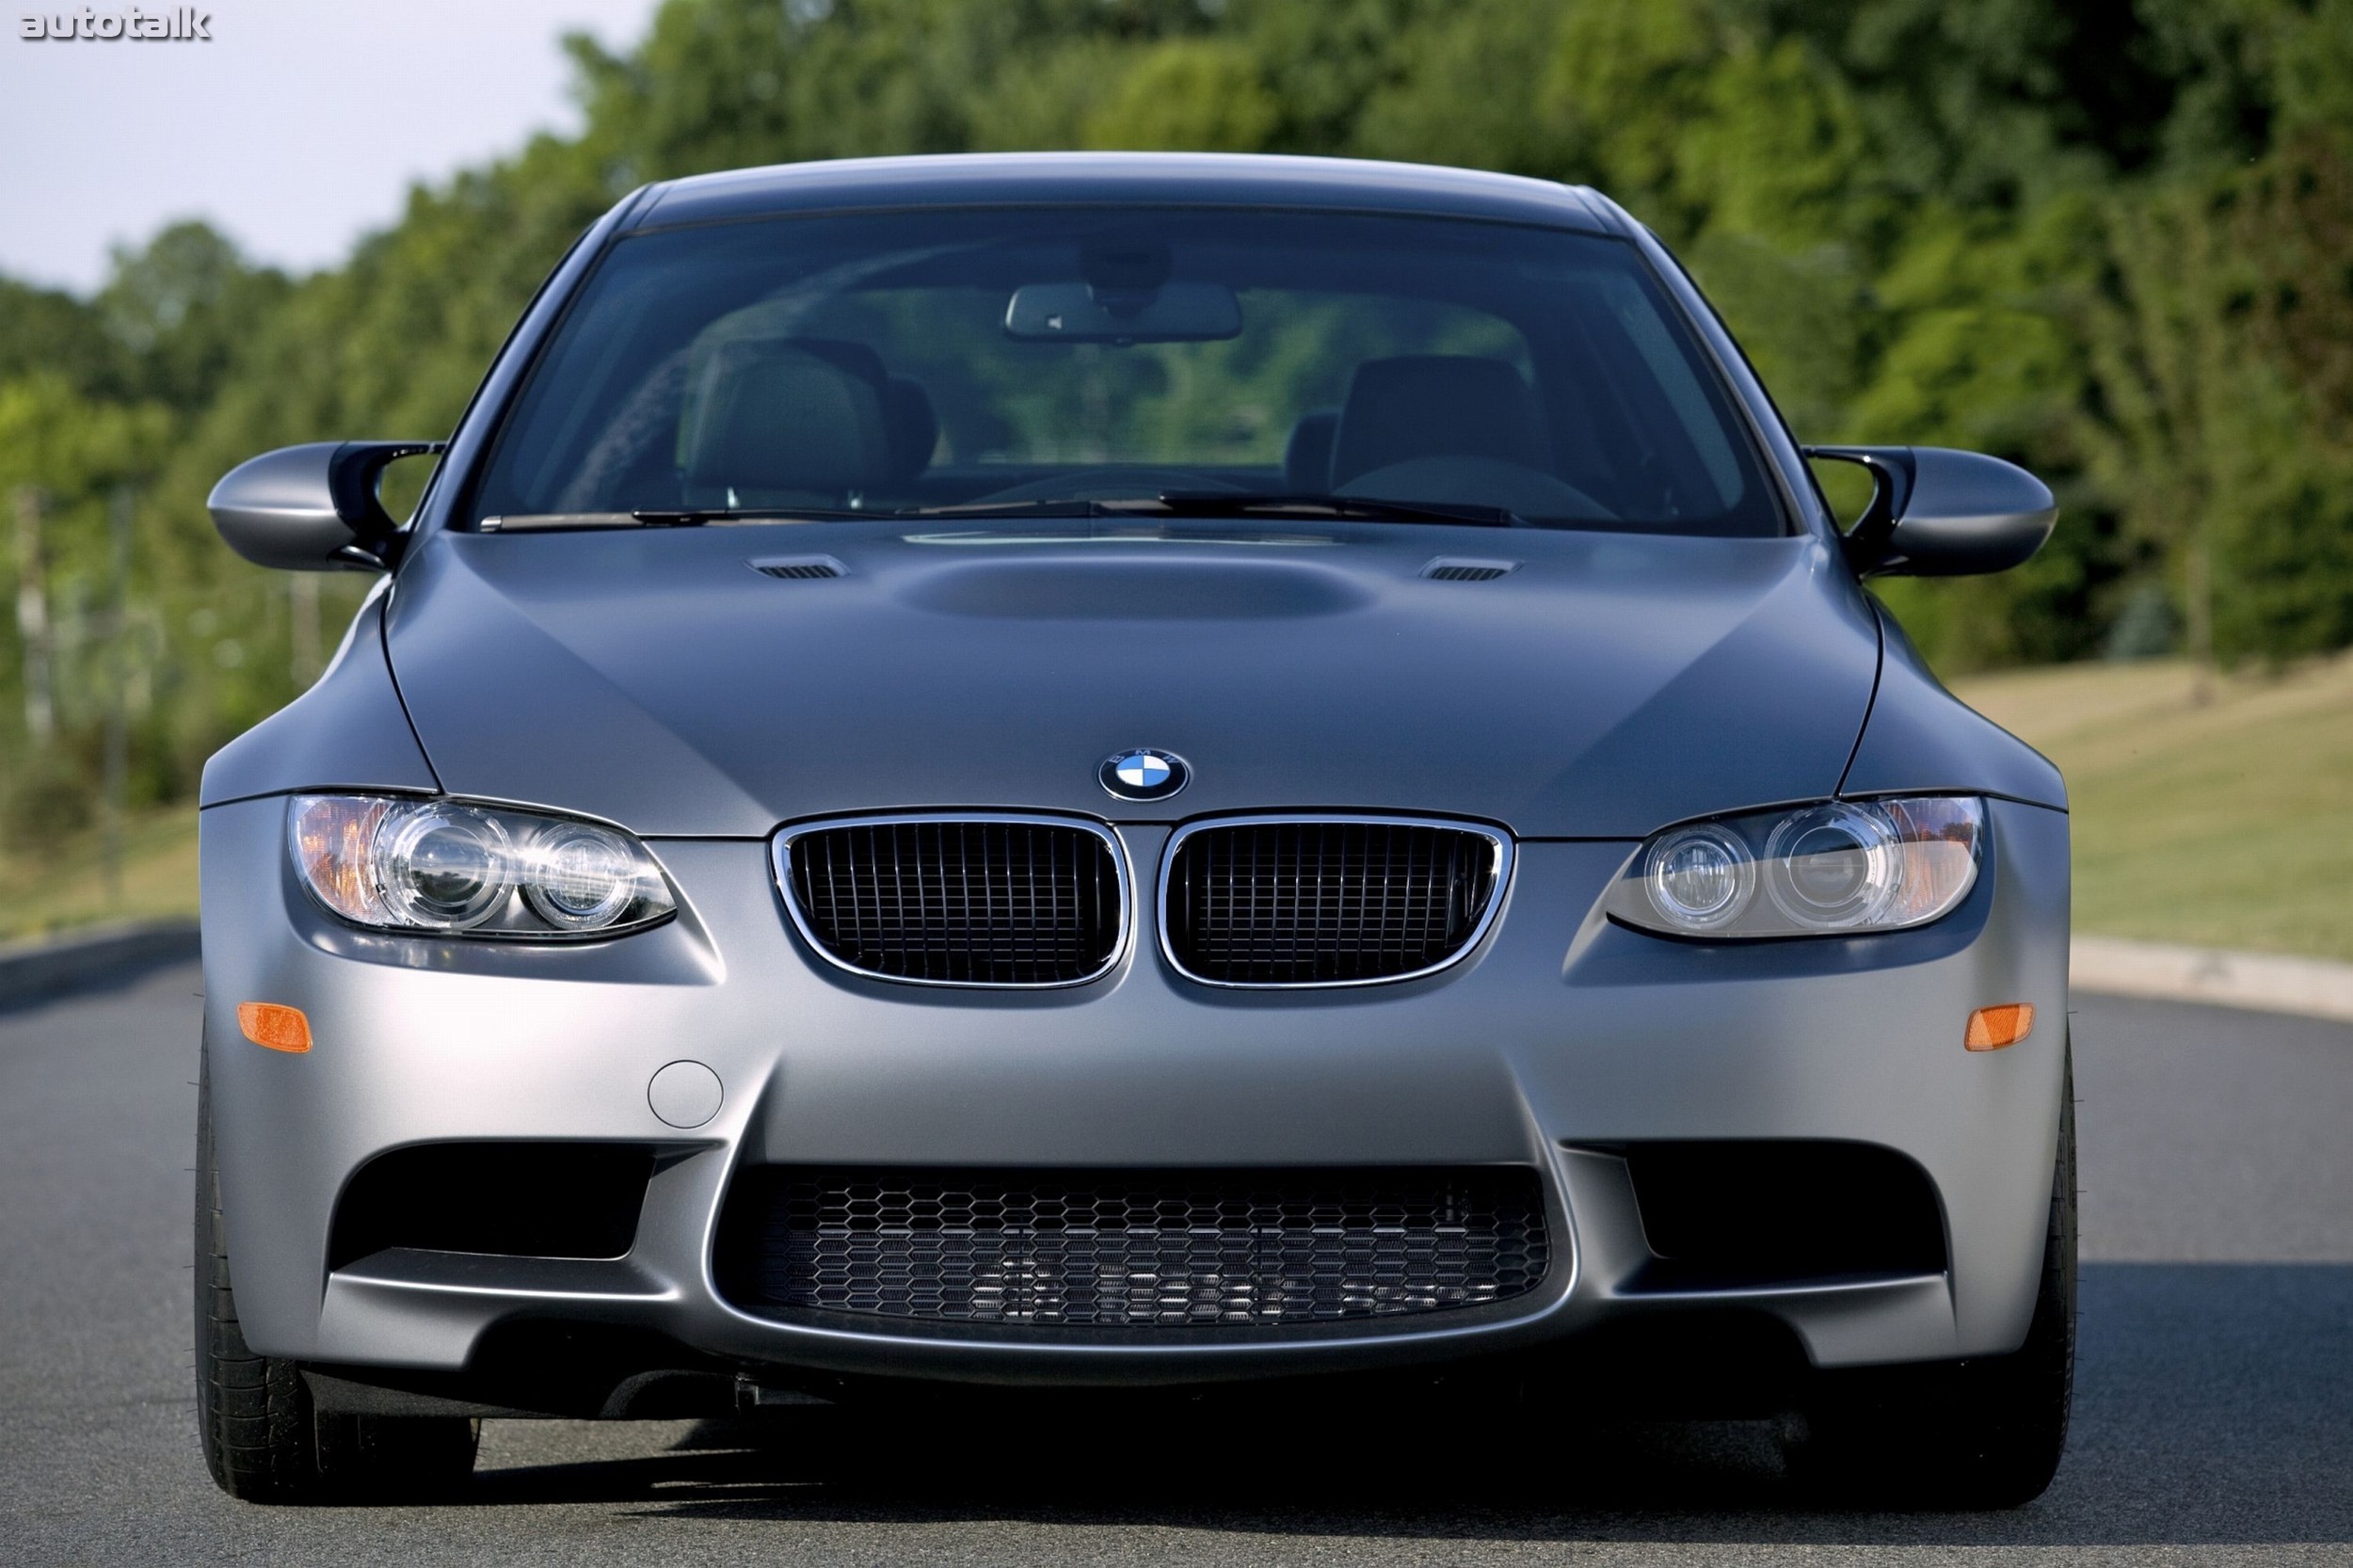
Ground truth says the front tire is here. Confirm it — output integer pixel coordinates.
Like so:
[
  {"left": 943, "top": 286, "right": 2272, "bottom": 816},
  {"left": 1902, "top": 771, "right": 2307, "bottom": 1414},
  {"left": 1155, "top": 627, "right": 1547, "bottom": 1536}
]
[
  {"left": 195, "top": 1047, "right": 478, "bottom": 1503},
  {"left": 1783, "top": 1048, "right": 2077, "bottom": 1509}
]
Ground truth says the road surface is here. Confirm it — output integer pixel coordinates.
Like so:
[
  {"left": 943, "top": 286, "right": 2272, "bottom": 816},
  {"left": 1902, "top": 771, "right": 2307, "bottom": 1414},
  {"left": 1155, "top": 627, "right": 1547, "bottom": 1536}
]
[{"left": 3, "top": 963, "right": 2348, "bottom": 1565}]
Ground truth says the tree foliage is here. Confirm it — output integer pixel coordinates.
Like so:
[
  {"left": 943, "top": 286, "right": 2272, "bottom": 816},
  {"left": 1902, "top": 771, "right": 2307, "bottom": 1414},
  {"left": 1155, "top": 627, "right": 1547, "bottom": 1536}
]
[{"left": 3, "top": 0, "right": 2350, "bottom": 846}]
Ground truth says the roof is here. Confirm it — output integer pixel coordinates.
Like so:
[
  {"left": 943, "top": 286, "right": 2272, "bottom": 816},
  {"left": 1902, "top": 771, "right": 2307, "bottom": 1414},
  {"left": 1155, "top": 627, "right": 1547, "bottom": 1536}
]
[{"left": 631, "top": 152, "right": 1621, "bottom": 235}]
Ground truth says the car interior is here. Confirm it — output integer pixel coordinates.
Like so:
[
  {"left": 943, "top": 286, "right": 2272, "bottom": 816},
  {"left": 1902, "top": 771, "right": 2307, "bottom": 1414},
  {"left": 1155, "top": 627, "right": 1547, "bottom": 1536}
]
[{"left": 671, "top": 334, "right": 1614, "bottom": 520}]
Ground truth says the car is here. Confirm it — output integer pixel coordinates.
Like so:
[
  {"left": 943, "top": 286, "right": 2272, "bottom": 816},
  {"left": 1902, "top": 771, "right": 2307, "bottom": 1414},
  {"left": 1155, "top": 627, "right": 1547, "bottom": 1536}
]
[{"left": 195, "top": 152, "right": 2072, "bottom": 1508}]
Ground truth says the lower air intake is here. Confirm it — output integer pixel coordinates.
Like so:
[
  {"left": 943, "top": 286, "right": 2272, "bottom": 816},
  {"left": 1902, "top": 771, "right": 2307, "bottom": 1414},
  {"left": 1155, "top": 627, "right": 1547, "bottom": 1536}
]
[
  {"left": 1624, "top": 1140, "right": 1947, "bottom": 1290},
  {"left": 328, "top": 1143, "right": 654, "bottom": 1269},
  {"left": 720, "top": 1167, "right": 1550, "bottom": 1329}
]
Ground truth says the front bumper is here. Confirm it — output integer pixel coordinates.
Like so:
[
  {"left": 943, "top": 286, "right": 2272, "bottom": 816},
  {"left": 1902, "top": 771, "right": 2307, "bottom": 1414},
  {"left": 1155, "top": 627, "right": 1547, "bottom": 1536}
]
[{"left": 198, "top": 796, "right": 2069, "bottom": 1391}]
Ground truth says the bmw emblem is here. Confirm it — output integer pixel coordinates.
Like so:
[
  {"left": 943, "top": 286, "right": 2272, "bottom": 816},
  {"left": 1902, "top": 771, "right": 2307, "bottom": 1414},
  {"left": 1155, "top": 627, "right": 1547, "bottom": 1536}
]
[{"left": 1099, "top": 747, "right": 1189, "bottom": 802}]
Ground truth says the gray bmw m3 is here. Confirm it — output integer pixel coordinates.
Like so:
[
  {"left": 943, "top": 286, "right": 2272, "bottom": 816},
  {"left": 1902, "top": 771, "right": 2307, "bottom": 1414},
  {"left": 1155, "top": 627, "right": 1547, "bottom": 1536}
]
[{"left": 196, "top": 153, "right": 2072, "bottom": 1508}]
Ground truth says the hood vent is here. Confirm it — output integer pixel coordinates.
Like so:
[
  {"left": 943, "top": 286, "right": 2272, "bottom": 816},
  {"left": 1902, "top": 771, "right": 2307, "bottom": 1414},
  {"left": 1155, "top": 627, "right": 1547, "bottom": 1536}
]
[
  {"left": 1422, "top": 557, "right": 1518, "bottom": 583},
  {"left": 750, "top": 554, "right": 847, "bottom": 581}
]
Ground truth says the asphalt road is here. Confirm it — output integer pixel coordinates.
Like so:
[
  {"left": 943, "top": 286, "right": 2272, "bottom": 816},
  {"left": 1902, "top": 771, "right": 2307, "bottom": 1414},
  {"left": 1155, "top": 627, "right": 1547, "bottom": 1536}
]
[{"left": 4, "top": 963, "right": 2348, "bottom": 1567}]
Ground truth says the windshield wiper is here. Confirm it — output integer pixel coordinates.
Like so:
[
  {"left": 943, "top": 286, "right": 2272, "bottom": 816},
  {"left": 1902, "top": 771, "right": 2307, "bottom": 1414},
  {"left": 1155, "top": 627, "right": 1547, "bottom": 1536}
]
[
  {"left": 629, "top": 505, "right": 877, "bottom": 525},
  {"left": 900, "top": 499, "right": 1102, "bottom": 520},
  {"left": 487, "top": 493, "right": 1525, "bottom": 533},
  {"left": 902, "top": 493, "right": 1524, "bottom": 527},
  {"left": 475, "top": 507, "right": 879, "bottom": 533},
  {"left": 1147, "top": 492, "right": 1524, "bottom": 527}
]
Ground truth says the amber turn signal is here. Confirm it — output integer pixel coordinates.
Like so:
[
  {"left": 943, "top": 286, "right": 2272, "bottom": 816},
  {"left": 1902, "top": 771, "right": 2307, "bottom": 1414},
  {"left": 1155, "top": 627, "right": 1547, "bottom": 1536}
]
[
  {"left": 237, "top": 1002, "right": 312, "bottom": 1054},
  {"left": 1964, "top": 1002, "right": 2034, "bottom": 1051}
]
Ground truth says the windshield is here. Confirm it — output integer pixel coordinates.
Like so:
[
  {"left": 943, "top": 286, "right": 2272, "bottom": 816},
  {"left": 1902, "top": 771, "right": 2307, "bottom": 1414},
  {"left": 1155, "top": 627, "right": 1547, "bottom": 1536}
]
[{"left": 469, "top": 208, "right": 1785, "bottom": 536}]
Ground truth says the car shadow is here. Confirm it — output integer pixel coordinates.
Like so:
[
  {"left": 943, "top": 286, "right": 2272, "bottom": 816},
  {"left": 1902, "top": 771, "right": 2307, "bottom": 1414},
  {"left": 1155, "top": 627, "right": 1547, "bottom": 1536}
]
[{"left": 458, "top": 1263, "right": 2353, "bottom": 1549}]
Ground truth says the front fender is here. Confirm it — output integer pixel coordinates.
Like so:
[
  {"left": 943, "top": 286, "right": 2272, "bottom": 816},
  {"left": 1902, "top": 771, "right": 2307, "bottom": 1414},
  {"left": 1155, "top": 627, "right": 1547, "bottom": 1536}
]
[{"left": 1842, "top": 604, "right": 2066, "bottom": 809}]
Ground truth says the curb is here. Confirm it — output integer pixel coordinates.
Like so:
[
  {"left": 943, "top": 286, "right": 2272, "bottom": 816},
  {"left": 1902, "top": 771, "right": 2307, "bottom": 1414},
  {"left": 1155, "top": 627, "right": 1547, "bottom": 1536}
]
[
  {"left": 0, "top": 920, "right": 201, "bottom": 1006},
  {"left": 2073, "top": 935, "right": 2353, "bottom": 1025}
]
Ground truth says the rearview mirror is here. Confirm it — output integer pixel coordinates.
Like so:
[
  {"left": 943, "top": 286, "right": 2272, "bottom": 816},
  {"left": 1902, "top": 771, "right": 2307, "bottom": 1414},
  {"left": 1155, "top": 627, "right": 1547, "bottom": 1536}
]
[
  {"left": 206, "top": 440, "right": 442, "bottom": 571},
  {"left": 1805, "top": 446, "right": 2056, "bottom": 577},
  {"left": 1003, "top": 281, "right": 1242, "bottom": 343}
]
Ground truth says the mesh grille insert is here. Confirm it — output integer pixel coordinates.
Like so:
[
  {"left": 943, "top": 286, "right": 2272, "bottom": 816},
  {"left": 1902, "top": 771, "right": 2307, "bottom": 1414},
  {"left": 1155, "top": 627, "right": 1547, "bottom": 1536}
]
[
  {"left": 721, "top": 1167, "right": 1550, "bottom": 1328},
  {"left": 1165, "top": 820, "right": 1504, "bottom": 984},
  {"left": 782, "top": 819, "right": 1122, "bottom": 985}
]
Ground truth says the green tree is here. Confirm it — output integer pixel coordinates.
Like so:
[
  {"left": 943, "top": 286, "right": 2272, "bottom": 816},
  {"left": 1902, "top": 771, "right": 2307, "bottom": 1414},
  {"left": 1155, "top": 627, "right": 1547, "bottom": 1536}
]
[
  {"left": 6, "top": 0, "right": 2353, "bottom": 836},
  {"left": 97, "top": 222, "right": 292, "bottom": 414}
]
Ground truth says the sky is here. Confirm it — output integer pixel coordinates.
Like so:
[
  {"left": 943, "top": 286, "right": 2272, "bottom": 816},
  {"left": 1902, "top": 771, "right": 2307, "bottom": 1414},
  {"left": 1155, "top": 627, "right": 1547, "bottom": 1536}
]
[{"left": 0, "top": 0, "right": 663, "bottom": 295}]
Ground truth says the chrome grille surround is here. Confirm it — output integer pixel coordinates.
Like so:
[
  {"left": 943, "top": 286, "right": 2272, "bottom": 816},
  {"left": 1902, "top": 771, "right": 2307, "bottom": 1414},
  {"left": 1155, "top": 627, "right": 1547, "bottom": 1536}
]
[
  {"left": 774, "top": 813, "right": 1129, "bottom": 988},
  {"left": 1157, "top": 815, "right": 1513, "bottom": 989}
]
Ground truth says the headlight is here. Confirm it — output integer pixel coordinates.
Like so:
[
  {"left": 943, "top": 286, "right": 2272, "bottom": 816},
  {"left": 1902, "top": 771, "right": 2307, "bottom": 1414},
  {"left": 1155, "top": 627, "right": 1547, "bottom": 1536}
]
[
  {"left": 1607, "top": 796, "right": 1983, "bottom": 939},
  {"left": 287, "top": 794, "right": 676, "bottom": 939}
]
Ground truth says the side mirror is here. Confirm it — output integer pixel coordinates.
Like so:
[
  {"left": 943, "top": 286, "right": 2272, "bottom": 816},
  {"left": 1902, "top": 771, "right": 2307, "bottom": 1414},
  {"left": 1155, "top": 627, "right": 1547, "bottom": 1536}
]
[
  {"left": 206, "top": 440, "right": 442, "bottom": 571},
  {"left": 1805, "top": 445, "right": 2056, "bottom": 577}
]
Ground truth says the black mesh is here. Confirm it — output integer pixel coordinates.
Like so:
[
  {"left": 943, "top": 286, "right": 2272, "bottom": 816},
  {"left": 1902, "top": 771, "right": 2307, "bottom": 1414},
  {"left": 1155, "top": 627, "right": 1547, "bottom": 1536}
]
[
  {"left": 785, "top": 820, "right": 1121, "bottom": 984},
  {"left": 1166, "top": 821, "right": 1502, "bottom": 984},
  {"left": 721, "top": 1167, "right": 1549, "bottom": 1328}
]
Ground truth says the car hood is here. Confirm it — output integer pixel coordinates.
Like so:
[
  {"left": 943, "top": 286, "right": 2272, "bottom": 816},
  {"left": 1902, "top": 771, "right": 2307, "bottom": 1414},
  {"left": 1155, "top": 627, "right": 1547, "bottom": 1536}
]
[{"left": 383, "top": 521, "right": 1882, "bottom": 839}]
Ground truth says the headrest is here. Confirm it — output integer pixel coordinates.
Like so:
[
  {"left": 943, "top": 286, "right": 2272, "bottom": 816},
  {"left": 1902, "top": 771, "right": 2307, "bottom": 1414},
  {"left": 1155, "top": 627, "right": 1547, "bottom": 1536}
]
[
  {"left": 1328, "top": 356, "right": 1549, "bottom": 490},
  {"left": 680, "top": 338, "right": 890, "bottom": 498},
  {"left": 1284, "top": 409, "right": 1337, "bottom": 493}
]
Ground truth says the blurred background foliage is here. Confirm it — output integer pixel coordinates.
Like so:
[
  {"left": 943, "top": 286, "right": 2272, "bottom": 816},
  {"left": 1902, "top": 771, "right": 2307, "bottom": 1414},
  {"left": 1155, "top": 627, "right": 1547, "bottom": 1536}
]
[{"left": 4, "top": 0, "right": 2353, "bottom": 933}]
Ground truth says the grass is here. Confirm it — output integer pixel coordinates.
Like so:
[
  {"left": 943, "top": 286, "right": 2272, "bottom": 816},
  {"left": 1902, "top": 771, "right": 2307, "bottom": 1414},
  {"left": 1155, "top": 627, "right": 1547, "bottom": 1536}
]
[
  {"left": 0, "top": 807, "right": 199, "bottom": 943},
  {"left": 1954, "top": 652, "right": 2353, "bottom": 962},
  {"left": 4, "top": 654, "right": 2347, "bottom": 961}
]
